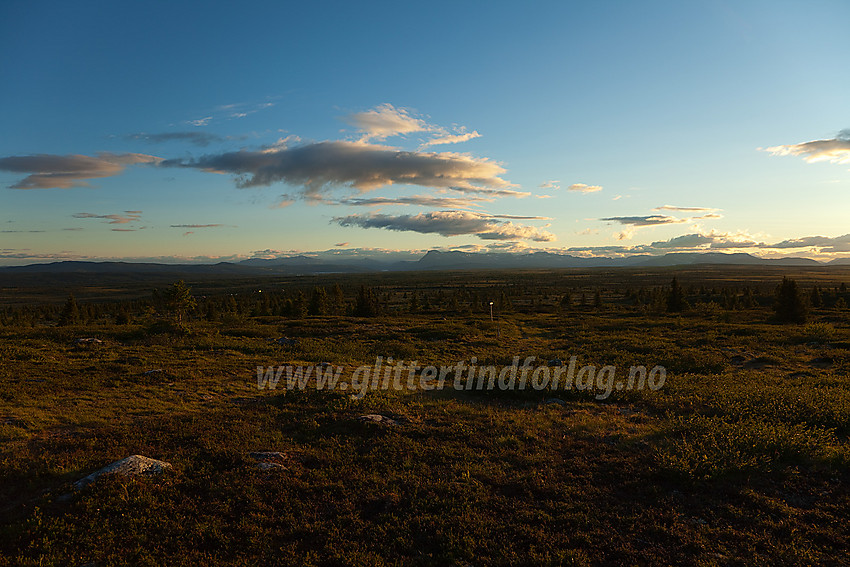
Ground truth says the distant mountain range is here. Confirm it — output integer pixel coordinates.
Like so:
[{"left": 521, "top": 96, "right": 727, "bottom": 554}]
[{"left": 1, "top": 250, "right": 846, "bottom": 277}]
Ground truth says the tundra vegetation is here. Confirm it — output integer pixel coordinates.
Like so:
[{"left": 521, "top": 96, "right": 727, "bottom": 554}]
[{"left": 0, "top": 266, "right": 849, "bottom": 565}]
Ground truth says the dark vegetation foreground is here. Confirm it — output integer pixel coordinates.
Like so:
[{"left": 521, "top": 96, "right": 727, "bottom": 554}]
[{"left": 1, "top": 266, "right": 849, "bottom": 566}]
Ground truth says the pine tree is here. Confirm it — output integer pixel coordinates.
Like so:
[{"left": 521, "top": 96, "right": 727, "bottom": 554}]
[{"left": 774, "top": 276, "right": 807, "bottom": 323}]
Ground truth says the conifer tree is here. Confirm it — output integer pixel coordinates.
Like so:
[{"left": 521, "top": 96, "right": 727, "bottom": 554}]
[
  {"left": 58, "top": 294, "right": 80, "bottom": 326},
  {"left": 774, "top": 276, "right": 807, "bottom": 323},
  {"left": 666, "top": 277, "right": 686, "bottom": 313}
]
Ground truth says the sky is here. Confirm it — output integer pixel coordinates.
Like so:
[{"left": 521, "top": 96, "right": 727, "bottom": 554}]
[{"left": 1, "top": 0, "right": 849, "bottom": 265}]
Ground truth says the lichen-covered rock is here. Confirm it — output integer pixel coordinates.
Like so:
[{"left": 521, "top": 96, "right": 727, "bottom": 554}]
[{"left": 73, "top": 455, "right": 172, "bottom": 489}]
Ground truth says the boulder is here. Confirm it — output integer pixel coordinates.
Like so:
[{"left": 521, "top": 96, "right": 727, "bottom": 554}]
[
  {"left": 73, "top": 455, "right": 172, "bottom": 490},
  {"left": 358, "top": 414, "right": 399, "bottom": 426}
]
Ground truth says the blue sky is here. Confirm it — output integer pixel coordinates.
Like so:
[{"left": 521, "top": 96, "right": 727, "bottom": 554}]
[{"left": 2, "top": 0, "right": 849, "bottom": 265}]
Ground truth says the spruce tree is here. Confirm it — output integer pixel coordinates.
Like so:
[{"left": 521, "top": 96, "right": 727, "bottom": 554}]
[
  {"left": 774, "top": 276, "right": 808, "bottom": 323},
  {"left": 666, "top": 277, "right": 686, "bottom": 313},
  {"left": 58, "top": 294, "right": 80, "bottom": 326}
]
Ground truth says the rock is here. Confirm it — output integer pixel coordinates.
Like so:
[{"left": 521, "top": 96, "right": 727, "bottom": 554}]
[
  {"left": 542, "top": 398, "right": 566, "bottom": 406},
  {"left": 274, "top": 337, "right": 298, "bottom": 346},
  {"left": 75, "top": 337, "right": 102, "bottom": 346},
  {"left": 248, "top": 451, "right": 287, "bottom": 470},
  {"left": 73, "top": 455, "right": 172, "bottom": 490},
  {"left": 358, "top": 414, "right": 399, "bottom": 426},
  {"left": 143, "top": 369, "right": 163, "bottom": 375},
  {"left": 547, "top": 359, "right": 563, "bottom": 367}
]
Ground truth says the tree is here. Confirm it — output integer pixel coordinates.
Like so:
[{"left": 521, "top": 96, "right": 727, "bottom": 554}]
[
  {"left": 774, "top": 276, "right": 807, "bottom": 323},
  {"left": 58, "top": 294, "right": 80, "bottom": 326},
  {"left": 309, "top": 286, "right": 329, "bottom": 316},
  {"left": 330, "top": 284, "right": 346, "bottom": 315},
  {"left": 354, "top": 286, "right": 380, "bottom": 317},
  {"left": 666, "top": 277, "right": 686, "bottom": 313},
  {"left": 810, "top": 286, "right": 823, "bottom": 308},
  {"left": 163, "top": 280, "right": 196, "bottom": 324}
]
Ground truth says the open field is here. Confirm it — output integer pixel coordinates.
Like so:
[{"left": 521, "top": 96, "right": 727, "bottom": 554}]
[{"left": 1, "top": 266, "right": 850, "bottom": 565}]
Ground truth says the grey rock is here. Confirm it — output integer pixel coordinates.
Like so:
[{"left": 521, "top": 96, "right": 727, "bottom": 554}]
[
  {"left": 73, "top": 455, "right": 172, "bottom": 490},
  {"left": 358, "top": 414, "right": 399, "bottom": 426}
]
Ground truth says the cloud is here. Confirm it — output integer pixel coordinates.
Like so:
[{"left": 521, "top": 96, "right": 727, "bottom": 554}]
[
  {"left": 163, "top": 141, "right": 517, "bottom": 198},
  {"left": 111, "top": 228, "right": 136, "bottom": 232},
  {"left": 770, "top": 234, "right": 850, "bottom": 253},
  {"left": 345, "top": 103, "right": 431, "bottom": 141},
  {"left": 169, "top": 224, "right": 226, "bottom": 228},
  {"left": 420, "top": 130, "right": 481, "bottom": 148},
  {"left": 566, "top": 230, "right": 765, "bottom": 256},
  {"left": 600, "top": 215, "right": 689, "bottom": 227},
  {"left": 188, "top": 117, "right": 213, "bottom": 127},
  {"left": 338, "top": 195, "right": 492, "bottom": 208},
  {"left": 125, "top": 132, "right": 223, "bottom": 147},
  {"left": 568, "top": 183, "right": 602, "bottom": 193},
  {"left": 73, "top": 211, "right": 142, "bottom": 224},
  {"left": 335, "top": 242, "right": 349, "bottom": 247},
  {"left": 539, "top": 180, "right": 560, "bottom": 190},
  {"left": 186, "top": 101, "right": 275, "bottom": 127},
  {"left": 333, "top": 210, "right": 555, "bottom": 242},
  {"left": 763, "top": 130, "right": 850, "bottom": 164},
  {"left": 0, "top": 153, "right": 161, "bottom": 189},
  {"left": 653, "top": 205, "right": 720, "bottom": 212}
]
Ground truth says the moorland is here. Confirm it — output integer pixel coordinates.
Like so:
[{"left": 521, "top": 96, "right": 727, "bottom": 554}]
[{"left": 1, "top": 265, "right": 849, "bottom": 565}]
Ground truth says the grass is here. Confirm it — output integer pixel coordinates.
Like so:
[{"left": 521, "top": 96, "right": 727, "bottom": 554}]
[{"left": 1, "top": 268, "right": 849, "bottom": 565}]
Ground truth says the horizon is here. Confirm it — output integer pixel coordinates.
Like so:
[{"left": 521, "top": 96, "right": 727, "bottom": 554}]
[{"left": 2, "top": 1, "right": 849, "bottom": 266}]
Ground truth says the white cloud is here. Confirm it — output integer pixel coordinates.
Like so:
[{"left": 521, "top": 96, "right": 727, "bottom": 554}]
[
  {"left": 762, "top": 129, "right": 850, "bottom": 165},
  {"left": 345, "top": 103, "right": 432, "bottom": 141},
  {"left": 420, "top": 130, "right": 481, "bottom": 148}
]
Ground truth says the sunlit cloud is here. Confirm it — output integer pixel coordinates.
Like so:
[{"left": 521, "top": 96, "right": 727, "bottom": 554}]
[
  {"left": 600, "top": 214, "right": 689, "bottom": 227},
  {"left": 653, "top": 205, "right": 721, "bottom": 212},
  {"left": 338, "top": 195, "right": 492, "bottom": 208},
  {"left": 169, "top": 224, "right": 227, "bottom": 228},
  {"left": 333, "top": 210, "right": 556, "bottom": 242},
  {"left": 164, "top": 141, "right": 517, "bottom": 199},
  {"left": 770, "top": 234, "right": 850, "bottom": 253},
  {"left": 539, "top": 180, "right": 560, "bottom": 190},
  {"left": 419, "top": 129, "right": 481, "bottom": 148},
  {"left": 345, "top": 103, "right": 431, "bottom": 141},
  {"left": 73, "top": 211, "right": 142, "bottom": 224},
  {"left": 568, "top": 183, "right": 602, "bottom": 193},
  {"left": 0, "top": 153, "right": 161, "bottom": 189},
  {"left": 762, "top": 129, "right": 850, "bottom": 165}
]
